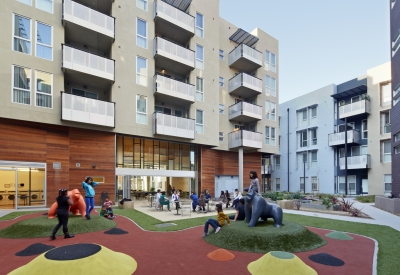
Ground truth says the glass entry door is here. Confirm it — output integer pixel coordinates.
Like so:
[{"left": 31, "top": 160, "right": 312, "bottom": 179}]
[{"left": 0, "top": 169, "right": 16, "bottom": 209}]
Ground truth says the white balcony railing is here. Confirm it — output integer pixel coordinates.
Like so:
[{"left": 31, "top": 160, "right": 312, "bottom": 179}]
[
  {"left": 154, "top": 0, "right": 194, "bottom": 34},
  {"left": 328, "top": 130, "right": 360, "bottom": 146},
  {"left": 383, "top": 124, "right": 391, "bottom": 134},
  {"left": 154, "top": 75, "right": 195, "bottom": 102},
  {"left": 63, "top": 0, "right": 114, "bottom": 38},
  {"left": 153, "top": 112, "right": 195, "bottom": 139},
  {"left": 62, "top": 45, "right": 114, "bottom": 81},
  {"left": 339, "top": 99, "right": 371, "bottom": 119},
  {"left": 228, "top": 101, "right": 262, "bottom": 121},
  {"left": 228, "top": 73, "right": 263, "bottom": 95},
  {"left": 154, "top": 37, "right": 195, "bottom": 68},
  {"left": 62, "top": 93, "right": 115, "bottom": 127},
  {"left": 228, "top": 44, "right": 263, "bottom": 68},
  {"left": 339, "top": 155, "right": 371, "bottom": 170},
  {"left": 228, "top": 130, "right": 262, "bottom": 149}
]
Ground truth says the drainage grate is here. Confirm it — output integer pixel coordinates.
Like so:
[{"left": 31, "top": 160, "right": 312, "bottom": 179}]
[{"left": 154, "top": 223, "right": 176, "bottom": 228}]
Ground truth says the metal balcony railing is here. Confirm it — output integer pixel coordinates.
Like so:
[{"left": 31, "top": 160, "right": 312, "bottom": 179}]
[
  {"left": 153, "top": 112, "right": 195, "bottom": 139},
  {"left": 154, "top": 74, "right": 194, "bottom": 102},
  {"left": 228, "top": 130, "right": 262, "bottom": 149},
  {"left": 328, "top": 130, "right": 360, "bottom": 146},
  {"left": 154, "top": 0, "right": 194, "bottom": 33},
  {"left": 338, "top": 99, "right": 371, "bottom": 119}
]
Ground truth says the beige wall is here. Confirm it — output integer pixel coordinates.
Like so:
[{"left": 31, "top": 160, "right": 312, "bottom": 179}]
[{"left": 366, "top": 62, "right": 391, "bottom": 195}]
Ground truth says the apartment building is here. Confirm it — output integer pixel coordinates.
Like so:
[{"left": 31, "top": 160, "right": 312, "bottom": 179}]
[
  {"left": 271, "top": 63, "right": 391, "bottom": 196},
  {"left": 390, "top": 0, "right": 400, "bottom": 197},
  {"left": 0, "top": 0, "right": 279, "bottom": 208}
]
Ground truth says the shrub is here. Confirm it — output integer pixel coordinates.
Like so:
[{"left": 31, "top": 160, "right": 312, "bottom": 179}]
[
  {"left": 293, "top": 199, "right": 301, "bottom": 210},
  {"left": 355, "top": 195, "right": 375, "bottom": 203},
  {"left": 322, "top": 197, "right": 333, "bottom": 209},
  {"left": 340, "top": 198, "right": 354, "bottom": 212},
  {"left": 348, "top": 207, "right": 363, "bottom": 217}
]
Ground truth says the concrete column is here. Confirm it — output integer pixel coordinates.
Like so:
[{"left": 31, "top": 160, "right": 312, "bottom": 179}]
[{"left": 239, "top": 147, "right": 243, "bottom": 192}]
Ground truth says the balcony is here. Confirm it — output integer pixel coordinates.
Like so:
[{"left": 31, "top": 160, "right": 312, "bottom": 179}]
[
  {"left": 261, "top": 165, "right": 273, "bottom": 174},
  {"left": 154, "top": 0, "right": 194, "bottom": 45},
  {"left": 228, "top": 101, "right": 262, "bottom": 123},
  {"left": 153, "top": 112, "right": 195, "bottom": 139},
  {"left": 154, "top": 75, "right": 194, "bottom": 105},
  {"left": 228, "top": 73, "right": 263, "bottom": 98},
  {"left": 339, "top": 155, "right": 371, "bottom": 170},
  {"left": 383, "top": 124, "right": 391, "bottom": 134},
  {"left": 61, "top": 92, "right": 115, "bottom": 127},
  {"left": 62, "top": 45, "right": 115, "bottom": 82},
  {"left": 228, "top": 130, "right": 262, "bottom": 150},
  {"left": 328, "top": 130, "right": 360, "bottom": 147},
  {"left": 62, "top": 0, "right": 114, "bottom": 53},
  {"left": 154, "top": 37, "right": 195, "bottom": 76},
  {"left": 228, "top": 44, "right": 263, "bottom": 73},
  {"left": 339, "top": 99, "right": 371, "bottom": 119}
]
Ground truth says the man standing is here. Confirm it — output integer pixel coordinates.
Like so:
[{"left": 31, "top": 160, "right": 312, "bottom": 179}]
[{"left": 232, "top": 189, "right": 242, "bottom": 208}]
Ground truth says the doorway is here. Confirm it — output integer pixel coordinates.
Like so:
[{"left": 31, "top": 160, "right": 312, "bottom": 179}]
[{"left": 361, "top": 179, "right": 368, "bottom": 194}]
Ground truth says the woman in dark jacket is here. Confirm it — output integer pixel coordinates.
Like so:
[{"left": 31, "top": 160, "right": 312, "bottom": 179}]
[
  {"left": 219, "top": 190, "right": 227, "bottom": 206},
  {"left": 50, "top": 188, "right": 74, "bottom": 240},
  {"left": 225, "top": 190, "right": 231, "bottom": 209}
]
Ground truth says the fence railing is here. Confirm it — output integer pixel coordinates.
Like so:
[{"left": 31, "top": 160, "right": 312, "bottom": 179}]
[
  {"left": 328, "top": 130, "right": 360, "bottom": 146},
  {"left": 339, "top": 155, "right": 371, "bottom": 169},
  {"left": 339, "top": 99, "right": 371, "bottom": 118},
  {"left": 228, "top": 44, "right": 263, "bottom": 67},
  {"left": 228, "top": 130, "right": 262, "bottom": 149},
  {"left": 228, "top": 73, "right": 263, "bottom": 94}
]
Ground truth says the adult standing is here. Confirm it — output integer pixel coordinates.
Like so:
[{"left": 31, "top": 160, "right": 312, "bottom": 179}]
[
  {"left": 155, "top": 189, "right": 161, "bottom": 210},
  {"left": 224, "top": 190, "right": 231, "bottom": 209},
  {"left": 50, "top": 188, "right": 74, "bottom": 240},
  {"left": 82, "top": 177, "right": 99, "bottom": 220}
]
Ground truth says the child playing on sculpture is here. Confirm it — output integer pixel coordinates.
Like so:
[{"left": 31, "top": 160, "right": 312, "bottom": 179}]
[
  {"left": 100, "top": 206, "right": 114, "bottom": 219},
  {"left": 202, "top": 204, "right": 230, "bottom": 237}
]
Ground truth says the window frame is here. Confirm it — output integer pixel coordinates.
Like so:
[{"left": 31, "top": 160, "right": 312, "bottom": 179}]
[
  {"left": 136, "top": 95, "right": 147, "bottom": 125},
  {"left": 136, "top": 18, "right": 148, "bottom": 49},
  {"left": 311, "top": 151, "right": 317, "bottom": 167},
  {"left": 196, "top": 109, "right": 204, "bottom": 134},
  {"left": 275, "top": 178, "right": 280, "bottom": 191},
  {"left": 219, "top": 77, "right": 224, "bottom": 87},
  {"left": 382, "top": 140, "right": 391, "bottom": 162},
  {"left": 35, "top": 70, "right": 53, "bottom": 108},
  {"left": 219, "top": 49, "right": 224, "bottom": 60},
  {"left": 311, "top": 107, "right": 317, "bottom": 118},
  {"left": 195, "top": 12, "right": 204, "bottom": 38},
  {"left": 195, "top": 77, "right": 204, "bottom": 102},
  {"left": 311, "top": 128, "right": 317, "bottom": 145},
  {"left": 136, "top": 56, "right": 148, "bottom": 86},
  {"left": 265, "top": 126, "right": 276, "bottom": 145},
  {"left": 12, "top": 65, "right": 31, "bottom": 105},
  {"left": 136, "top": 0, "right": 148, "bottom": 11},
  {"left": 219, "top": 132, "right": 224, "bottom": 141},
  {"left": 275, "top": 156, "right": 280, "bottom": 170},
  {"left": 36, "top": 0, "right": 53, "bottom": 14},
  {"left": 300, "top": 130, "right": 307, "bottom": 147},
  {"left": 35, "top": 21, "right": 53, "bottom": 61},
  {"left": 271, "top": 53, "right": 276, "bottom": 72},
  {"left": 395, "top": 132, "right": 400, "bottom": 142},
  {"left": 361, "top": 119, "right": 368, "bottom": 139},
  {"left": 381, "top": 82, "right": 392, "bottom": 106},
  {"left": 195, "top": 44, "right": 204, "bottom": 70},
  {"left": 384, "top": 174, "right": 392, "bottom": 193},
  {"left": 395, "top": 145, "right": 400, "bottom": 154},
  {"left": 13, "top": 13, "right": 32, "bottom": 55}
]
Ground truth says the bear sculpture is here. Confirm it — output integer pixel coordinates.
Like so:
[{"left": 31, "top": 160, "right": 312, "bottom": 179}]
[
  {"left": 48, "top": 189, "right": 87, "bottom": 219},
  {"left": 244, "top": 189, "right": 283, "bottom": 228}
]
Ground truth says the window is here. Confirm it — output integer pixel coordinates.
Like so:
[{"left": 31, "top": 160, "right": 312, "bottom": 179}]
[
  {"left": 381, "top": 82, "right": 392, "bottom": 106},
  {"left": 395, "top": 132, "right": 400, "bottom": 142},
  {"left": 265, "top": 51, "right": 276, "bottom": 72},
  {"left": 13, "top": 14, "right": 31, "bottom": 54},
  {"left": 36, "top": 0, "right": 53, "bottom": 13},
  {"left": 196, "top": 77, "right": 204, "bottom": 101},
  {"left": 383, "top": 141, "right": 391, "bottom": 162},
  {"left": 382, "top": 111, "right": 391, "bottom": 134},
  {"left": 362, "top": 120, "right": 368, "bottom": 139},
  {"left": 136, "top": 18, "right": 147, "bottom": 48},
  {"left": 265, "top": 127, "right": 276, "bottom": 145},
  {"left": 196, "top": 44, "right": 204, "bottom": 70},
  {"left": 219, "top": 49, "right": 224, "bottom": 60},
  {"left": 302, "top": 109, "right": 307, "bottom": 121},
  {"left": 275, "top": 156, "right": 280, "bottom": 170},
  {"left": 265, "top": 76, "right": 276, "bottom": 96},
  {"left": 338, "top": 176, "right": 345, "bottom": 193},
  {"left": 218, "top": 104, "right": 224, "bottom": 114},
  {"left": 351, "top": 145, "right": 367, "bottom": 157},
  {"left": 299, "top": 130, "right": 307, "bottom": 147},
  {"left": 72, "top": 88, "right": 98, "bottom": 99},
  {"left": 300, "top": 177, "right": 307, "bottom": 192},
  {"left": 35, "top": 71, "right": 52, "bottom": 108},
  {"left": 384, "top": 174, "right": 392, "bottom": 193},
  {"left": 196, "top": 110, "right": 204, "bottom": 134},
  {"left": 348, "top": 175, "right": 356, "bottom": 194},
  {"left": 219, "top": 132, "right": 223, "bottom": 141},
  {"left": 196, "top": 12, "right": 204, "bottom": 38},
  {"left": 311, "top": 107, "right": 317, "bottom": 118},
  {"left": 175, "top": 110, "right": 182, "bottom": 117},
  {"left": 312, "top": 177, "right": 318, "bottom": 191},
  {"left": 36, "top": 22, "right": 52, "bottom": 60},
  {"left": 395, "top": 145, "right": 400, "bottom": 154},
  {"left": 265, "top": 100, "right": 276, "bottom": 121},
  {"left": 136, "top": 0, "right": 147, "bottom": 10},
  {"left": 17, "top": 0, "right": 32, "bottom": 5},
  {"left": 136, "top": 56, "right": 147, "bottom": 86},
  {"left": 219, "top": 77, "right": 224, "bottom": 87},
  {"left": 136, "top": 95, "right": 147, "bottom": 124},
  {"left": 297, "top": 153, "right": 307, "bottom": 170},
  {"left": 275, "top": 178, "right": 280, "bottom": 191},
  {"left": 311, "top": 128, "right": 317, "bottom": 145},
  {"left": 13, "top": 65, "right": 31, "bottom": 105},
  {"left": 311, "top": 151, "right": 317, "bottom": 167}
]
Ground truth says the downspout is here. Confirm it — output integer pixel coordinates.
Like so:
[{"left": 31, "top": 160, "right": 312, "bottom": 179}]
[{"left": 287, "top": 108, "right": 290, "bottom": 192}]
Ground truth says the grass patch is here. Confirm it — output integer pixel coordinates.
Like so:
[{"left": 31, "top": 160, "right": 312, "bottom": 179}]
[
  {"left": 0, "top": 211, "right": 45, "bottom": 221},
  {"left": 203, "top": 220, "right": 326, "bottom": 253},
  {"left": 0, "top": 215, "right": 116, "bottom": 238},
  {"left": 355, "top": 195, "right": 376, "bottom": 203}
]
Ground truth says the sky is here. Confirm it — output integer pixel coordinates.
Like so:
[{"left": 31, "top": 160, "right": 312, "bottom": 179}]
[{"left": 220, "top": 0, "right": 391, "bottom": 103}]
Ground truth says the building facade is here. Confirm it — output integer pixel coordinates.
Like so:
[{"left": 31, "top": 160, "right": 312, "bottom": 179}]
[
  {"left": 0, "top": 0, "right": 279, "bottom": 208},
  {"left": 390, "top": 0, "right": 400, "bottom": 197}
]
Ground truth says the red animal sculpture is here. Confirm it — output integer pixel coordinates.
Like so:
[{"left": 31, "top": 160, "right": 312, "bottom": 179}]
[{"left": 48, "top": 189, "right": 87, "bottom": 219}]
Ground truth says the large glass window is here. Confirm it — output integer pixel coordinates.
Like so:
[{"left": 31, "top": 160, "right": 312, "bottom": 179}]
[
  {"left": 300, "top": 130, "right": 307, "bottom": 147},
  {"left": 219, "top": 77, "right": 224, "bottom": 87},
  {"left": 196, "top": 110, "right": 204, "bottom": 134},
  {"left": 311, "top": 128, "right": 317, "bottom": 145},
  {"left": 275, "top": 178, "right": 280, "bottom": 191},
  {"left": 136, "top": 56, "right": 147, "bottom": 86},
  {"left": 35, "top": 70, "right": 52, "bottom": 108},
  {"left": 383, "top": 140, "right": 391, "bottom": 162},
  {"left": 36, "top": 0, "right": 53, "bottom": 13},
  {"left": 196, "top": 12, "right": 204, "bottom": 38},
  {"left": 381, "top": 82, "right": 392, "bottom": 106},
  {"left": 265, "top": 100, "right": 276, "bottom": 120},
  {"left": 136, "top": 95, "right": 147, "bottom": 124},
  {"left": 219, "top": 49, "right": 224, "bottom": 60},
  {"left": 13, "top": 65, "right": 31, "bottom": 105},
  {"left": 36, "top": 22, "right": 52, "bottom": 60},
  {"left": 136, "top": 18, "right": 147, "bottom": 48},
  {"left": 196, "top": 44, "right": 204, "bottom": 70},
  {"left": 275, "top": 156, "right": 280, "bottom": 170},
  {"left": 265, "top": 127, "right": 275, "bottom": 145},
  {"left": 196, "top": 77, "right": 203, "bottom": 101},
  {"left": 384, "top": 174, "right": 392, "bottom": 193},
  {"left": 14, "top": 14, "right": 31, "bottom": 54},
  {"left": 362, "top": 119, "right": 368, "bottom": 139},
  {"left": 311, "top": 151, "right": 317, "bottom": 167},
  {"left": 265, "top": 51, "right": 276, "bottom": 72},
  {"left": 382, "top": 111, "right": 391, "bottom": 134},
  {"left": 265, "top": 75, "right": 276, "bottom": 96},
  {"left": 137, "top": 0, "right": 147, "bottom": 10}
]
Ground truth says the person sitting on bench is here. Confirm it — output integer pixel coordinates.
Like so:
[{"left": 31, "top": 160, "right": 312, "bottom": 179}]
[
  {"left": 159, "top": 191, "right": 171, "bottom": 211},
  {"left": 171, "top": 190, "right": 180, "bottom": 209},
  {"left": 197, "top": 193, "right": 206, "bottom": 212}
]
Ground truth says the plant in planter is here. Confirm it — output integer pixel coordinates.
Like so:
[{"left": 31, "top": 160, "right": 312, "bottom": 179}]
[
  {"left": 293, "top": 199, "right": 301, "bottom": 210},
  {"left": 349, "top": 206, "right": 363, "bottom": 217},
  {"left": 322, "top": 197, "right": 333, "bottom": 209},
  {"left": 340, "top": 198, "right": 354, "bottom": 212}
]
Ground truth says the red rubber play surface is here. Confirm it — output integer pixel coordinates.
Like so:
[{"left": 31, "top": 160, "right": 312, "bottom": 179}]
[{"left": 0, "top": 213, "right": 375, "bottom": 275}]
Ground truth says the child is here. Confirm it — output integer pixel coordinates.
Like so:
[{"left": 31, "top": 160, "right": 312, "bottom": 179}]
[
  {"left": 202, "top": 204, "right": 230, "bottom": 237},
  {"left": 100, "top": 206, "right": 114, "bottom": 219},
  {"left": 103, "top": 197, "right": 113, "bottom": 212}
]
